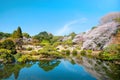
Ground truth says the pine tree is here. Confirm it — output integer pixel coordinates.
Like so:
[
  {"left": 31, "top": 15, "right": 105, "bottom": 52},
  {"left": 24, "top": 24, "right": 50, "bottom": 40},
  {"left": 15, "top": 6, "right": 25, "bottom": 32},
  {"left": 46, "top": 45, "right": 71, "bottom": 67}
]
[
  {"left": 12, "top": 26, "right": 23, "bottom": 38},
  {"left": 17, "top": 26, "right": 23, "bottom": 38}
]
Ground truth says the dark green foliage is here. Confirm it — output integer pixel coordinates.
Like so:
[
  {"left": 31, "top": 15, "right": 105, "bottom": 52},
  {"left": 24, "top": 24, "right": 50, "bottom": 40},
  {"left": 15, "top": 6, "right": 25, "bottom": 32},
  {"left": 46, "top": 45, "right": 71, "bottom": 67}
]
[
  {"left": 12, "top": 26, "right": 23, "bottom": 38},
  {"left": 80, "top": 50, "right": 86, "bottom": 56},
  {"left": 33, "top": 31, "right": 53, "bottom": 43},
  {"left": 12, "top": 30, "right": 18, "bottom": 38},
  {"left": 17, "top": 26, "right": 23, "bottom": 38},
  {"left": 0, "top": 49, "right": 15, "bottom": 63},
  {"left": 38, "top": 60, "right": 60, "bottom": 72},
  {"left": 27, "top": 47, "right": 32, "bottom": 51},
  {"left": 23, "top": 32, "right": 31, "bottom": 38},
  {"left": 66, "top": 50, "right": 70, "bottom": 56},
  {"left": 91, "top": 26, "right": 97, "bottom": 30},
  {"left": 69, "top": 32, "right": 76, "bottom": 39},
  {"left": 72, "top": 50, "right": 77, "bottom": 56},
  {"left": 0, "top": 32, "right": 11, "bottom": 39},
  {"left": 0, "top": 39, "right": 16, "bottom": 54}
]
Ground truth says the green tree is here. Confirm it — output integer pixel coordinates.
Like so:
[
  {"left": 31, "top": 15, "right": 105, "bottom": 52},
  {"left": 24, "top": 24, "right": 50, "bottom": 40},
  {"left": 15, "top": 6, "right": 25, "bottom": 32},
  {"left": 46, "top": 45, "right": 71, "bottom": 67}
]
[
  {"left": 12, "top": 30, "right": 17, "bottom": 38},
  {"left": 33, "top": 31, "right": 53, "bottom": 42},
  {"left": 69, "top": 32, "right": 76, "bottom": 39},
  {"left": 12, "top": 26, "right": 23, "bottom": 38},
  {"left": 0, "top": 32, "right": 11, "bottom": 39},
  {"left": 0, "top": 39, "right": 16, "bottom": 54},
  {"left": 22, "top": 32, "right": 30, "bottom": 38},
  {"left": 17, "top": 26, "right": 23, "bottom": 38}
]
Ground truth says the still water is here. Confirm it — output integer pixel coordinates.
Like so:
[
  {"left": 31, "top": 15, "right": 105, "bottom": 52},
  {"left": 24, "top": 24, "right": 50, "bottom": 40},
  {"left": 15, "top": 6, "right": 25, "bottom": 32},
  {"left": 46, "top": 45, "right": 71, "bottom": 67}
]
[{"left": 0, "top": 57, "right": 120, "bottom": 80}]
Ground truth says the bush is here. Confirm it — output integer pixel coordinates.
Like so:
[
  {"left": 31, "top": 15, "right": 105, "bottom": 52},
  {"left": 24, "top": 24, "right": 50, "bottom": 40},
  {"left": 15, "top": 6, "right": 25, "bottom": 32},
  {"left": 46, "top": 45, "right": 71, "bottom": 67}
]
[
  {"left": 17, "top": 55, "right": 29, "bottom": 63},
  {"left": 30, "top": 51, "right": 38, "bottom": 55},
  {"left": 61, "top": 50, "right": 66, "bottom": 54},
  {"left": 66, "top": 50, "right": 70, "bottom": 56},
  {"left": 72, "top": 50, "right": 77, "bottom": 56},
  {"left": 14, "top": 53, "right": 22, "bottom": 60},
  {"left": 27, "top": 47, "right": 32, "bottom": 51},
  {"left": 98, "top": 44, "right": 120, "bottom": 60},
  {"left": 80, "top": 50, "right": 86, "bottom": 56},
  {"left": 0, "top": 49, "right": 15, "bottom": 63},
  {"left": 0, "top": 39, "right": 16, "bottom": 54},
  {"left": 87, "top": 50, "right": 92, "bottom": 54}
]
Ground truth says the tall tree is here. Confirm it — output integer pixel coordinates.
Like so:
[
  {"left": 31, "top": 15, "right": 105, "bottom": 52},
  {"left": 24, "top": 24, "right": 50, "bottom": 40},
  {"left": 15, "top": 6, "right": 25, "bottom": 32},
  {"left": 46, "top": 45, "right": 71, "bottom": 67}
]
[
  {"left": 12, "top": 26, "right": 23, "bottom": 38},
  {"left": 17, "top": 26, "right": 23, "bottom": 38},
  {"left": 12, "top": 26, "right": 23, "bottom": 50}
]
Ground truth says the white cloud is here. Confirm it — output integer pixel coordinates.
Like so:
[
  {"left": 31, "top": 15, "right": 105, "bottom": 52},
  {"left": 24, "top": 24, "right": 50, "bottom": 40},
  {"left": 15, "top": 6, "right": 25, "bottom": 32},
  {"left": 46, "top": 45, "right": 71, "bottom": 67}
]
[{"left": 56, "top": 18, "right": 87, "bottom": 35}]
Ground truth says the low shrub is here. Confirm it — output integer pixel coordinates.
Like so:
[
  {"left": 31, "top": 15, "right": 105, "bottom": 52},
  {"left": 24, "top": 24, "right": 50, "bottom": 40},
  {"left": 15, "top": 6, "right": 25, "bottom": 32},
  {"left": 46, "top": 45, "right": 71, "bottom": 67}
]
[
  {"left": 72, "top": 50, "right": 77, "bottom": 56},
  {"left": 98, "top": 44, "right": 120, "bottom": 60},
  {"left": 87, "top": 50, "right": 92, "bottom": 54},
  {"left": 27, "top": 47, "right": 32, "bottom": 51},
  {"left": 80, "top": 50, "right": 86, "bottom": 56},
  {"left": 0, "top": 49, "right": 15, "bottom": 63},
  {"left": 14, "top": 53, "right": 22, "bottom": 60},
  {"left": 66, "top": 50, "right": 70, "bottom": 56}
]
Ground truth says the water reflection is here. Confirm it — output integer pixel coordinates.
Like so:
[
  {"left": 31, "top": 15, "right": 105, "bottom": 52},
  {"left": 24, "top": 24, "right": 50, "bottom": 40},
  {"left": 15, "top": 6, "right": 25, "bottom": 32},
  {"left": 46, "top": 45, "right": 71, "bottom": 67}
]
[
  {"left": 0, "top": 58, "right": 119, "bottom": 80},
  {"left": 0, "top": 62, "right": 34, "bottom": 79},
  {"left": 74, "top": 57, "right": 120, "bottom": 80},
  {"left": 38, "top": 60, "right": 61, "bottom": 71}
]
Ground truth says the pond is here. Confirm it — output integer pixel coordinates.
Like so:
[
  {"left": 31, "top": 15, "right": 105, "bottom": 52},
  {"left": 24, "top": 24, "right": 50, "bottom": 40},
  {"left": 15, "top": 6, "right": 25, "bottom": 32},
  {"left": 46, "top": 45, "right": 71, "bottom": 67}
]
[{"left": 0, "top": 57, "right": 120, "bottom": 80}]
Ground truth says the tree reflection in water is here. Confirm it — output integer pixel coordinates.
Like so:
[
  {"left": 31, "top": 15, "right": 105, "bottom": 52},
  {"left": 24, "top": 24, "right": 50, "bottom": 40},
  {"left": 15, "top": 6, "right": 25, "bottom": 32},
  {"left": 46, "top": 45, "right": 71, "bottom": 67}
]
[
  {"left": 74, "top": 56, "right": 120, "bottom": 80},
  {"left": 38, "top": 60, "right": 61, "bottom": 72},
  {"left": 0, "top": 58, "right": 119, "bottom": 80},
  {"left": 0, "top": 62, "right": 34, "bottom": 80},
  {"left": 0, "top": 60, "right": 61, "bottom": 80}
]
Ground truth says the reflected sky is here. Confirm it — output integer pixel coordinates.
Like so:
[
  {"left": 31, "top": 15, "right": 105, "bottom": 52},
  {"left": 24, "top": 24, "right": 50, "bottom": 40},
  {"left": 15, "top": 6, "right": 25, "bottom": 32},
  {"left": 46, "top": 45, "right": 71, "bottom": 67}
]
[{"left": 3, "top": 59, "right": 96, "bottom": 80}]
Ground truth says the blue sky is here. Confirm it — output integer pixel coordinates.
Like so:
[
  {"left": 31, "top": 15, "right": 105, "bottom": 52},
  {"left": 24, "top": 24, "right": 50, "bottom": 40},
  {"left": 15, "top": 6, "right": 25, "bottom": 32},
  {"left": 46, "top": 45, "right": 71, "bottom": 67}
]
[{"left": 0, "top": 0, "right": 120, "bottom": 36}]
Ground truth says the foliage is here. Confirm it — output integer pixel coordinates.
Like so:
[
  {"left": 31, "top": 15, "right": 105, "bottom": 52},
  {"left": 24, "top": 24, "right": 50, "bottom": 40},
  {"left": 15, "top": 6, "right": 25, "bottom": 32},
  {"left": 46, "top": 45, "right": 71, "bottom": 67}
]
[
  {"left": 23, "top": 32, "right": 31, "bottom": 38},
  {"left": 114, "top": 18, "right": 120, "bottom": 23},
  {"left": 0, "top": 49, "right": 11, "bottom": 54},
  {"left": 65, "top": 50, "right": 70, "bottom": 56},
  {"left": 91, "top": 26, "right": 97, "bottom": 30},
  {"left": 68, "top": 32, "right": 76, "bottom": 39},
  {"left": 30, "top": 51, "right": 39, "bottom": 55},
  {"left": 62, "top": 39, "right": 73, "bottom": 46},
  {"left": 104, "top": 44, "right": 120, "bottom": 54},
  {"left": 52, "top": 42, "right": 62, "bottom": 47},
  {"left": 0, "top": 39, "right": 16, "bottom": 54},
  {"left": 50, "top": 36, "right": 63, "bottom": 44},
  {"left": 38, "top": 60, "right": 60, "bottom": 72},
  {"left": 0, "top": 49, "right": 15, "bottom": 63},
  {"left": 12, "top": 26, "right": 23, "bottom": 38},
  {"left": 0, "top": 32, "right": 11, "bottom": 39},
  {"left": 87, "top": 50, "right": 92, "bottom": 54},
  {"left": 72, "top": 50, "right": 77, "bottom": 56},
  {"left": 14, "top": 53, "right": 22, "bottom": 60},
  {"left": 80, "top": 50, "right": 86, "bottom": 56},
  {"left": 38, "top": 45, "right": 62, "bottom": 58},
  {"left": 33, "top": 31, "right": 53, "bottom": 42},
  {"left": 99, "top": 44, "right": 120, "bottom": 60},
  {"left": 27, "top": 47, "right": 32, "bottom": 51},
  {"left": 17, "top": 55, "right": 31, "bottom": 63}
]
